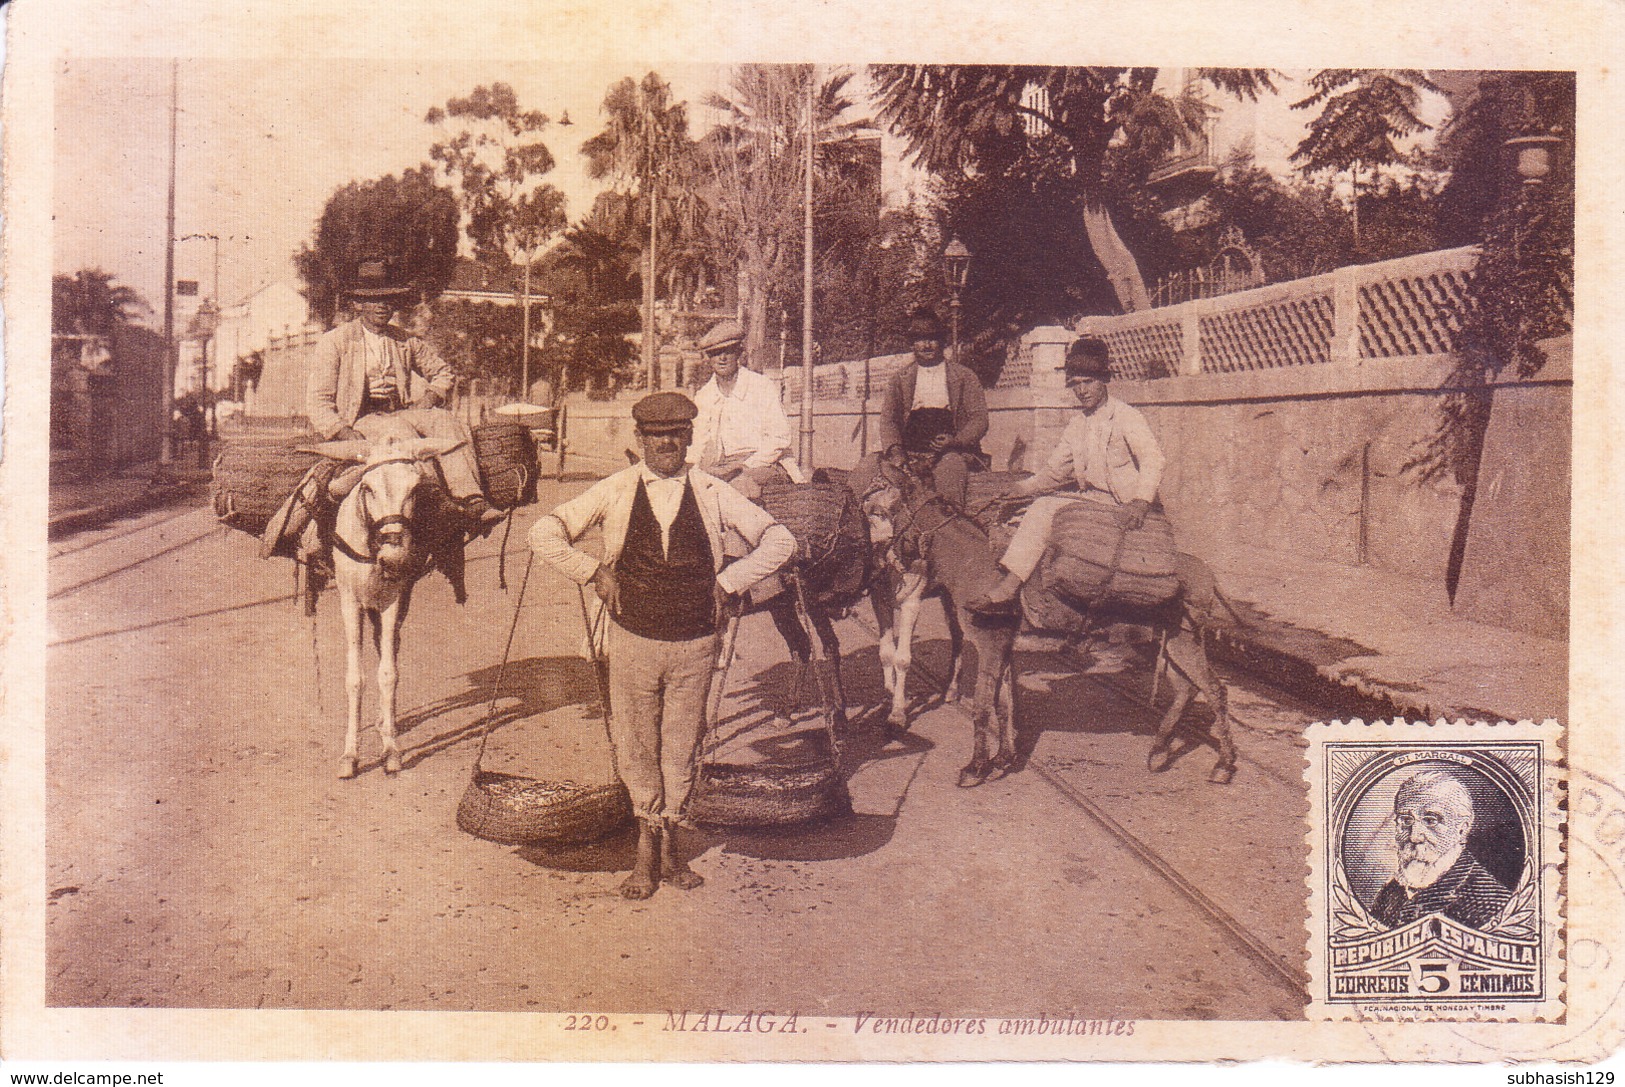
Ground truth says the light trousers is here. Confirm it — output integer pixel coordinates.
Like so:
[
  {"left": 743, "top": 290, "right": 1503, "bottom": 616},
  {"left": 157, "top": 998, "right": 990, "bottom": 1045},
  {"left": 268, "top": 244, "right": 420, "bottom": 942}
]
[
  {"left": 354, "top": 408, "right": 483, "bottom": 500},
  {"left": 605, "top": 620, "right": 718, "bottom": 823},
  {"left": 999, "top": 493, "right": 1121, "bottom": 581}
]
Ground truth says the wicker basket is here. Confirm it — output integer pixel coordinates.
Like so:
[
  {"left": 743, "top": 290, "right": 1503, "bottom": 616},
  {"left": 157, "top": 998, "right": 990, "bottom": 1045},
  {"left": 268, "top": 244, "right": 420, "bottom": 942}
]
[
  {"left": 473, "top": 421, "right": 538, "bottom": 509},
  {"left": 211, "top": 436, "right": 323, "bottom": 534},
  {"left": 757, "top": 482, "right": 873, "bottom": 609},
  {"left": 688, "top": 729, "right": 851, "bottom": 828},
  {"left": 456, "top": 771, "right": 632, "bottom": 845}
]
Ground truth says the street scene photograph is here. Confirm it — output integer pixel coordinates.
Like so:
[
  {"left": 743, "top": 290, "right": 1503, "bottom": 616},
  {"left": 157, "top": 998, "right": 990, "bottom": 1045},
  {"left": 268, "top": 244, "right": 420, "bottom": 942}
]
[{"left": 20, "top": 23, "right": 1600, "bottom": 1064}]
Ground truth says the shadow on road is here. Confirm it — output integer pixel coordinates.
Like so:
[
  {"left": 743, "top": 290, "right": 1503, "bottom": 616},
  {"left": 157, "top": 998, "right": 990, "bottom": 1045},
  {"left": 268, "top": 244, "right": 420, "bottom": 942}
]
[
  {"left": 397, "top": 655, "right": 602, "bottom": 769},
  {"left": 1010, "top": 646, "right": 1228, "bottom": 773}
]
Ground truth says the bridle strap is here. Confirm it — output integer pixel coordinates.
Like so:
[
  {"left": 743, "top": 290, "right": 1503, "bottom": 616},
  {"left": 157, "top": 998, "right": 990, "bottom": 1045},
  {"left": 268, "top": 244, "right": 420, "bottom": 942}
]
[{"left": 331, "top": 457, "right": 422, "bottom": 564}]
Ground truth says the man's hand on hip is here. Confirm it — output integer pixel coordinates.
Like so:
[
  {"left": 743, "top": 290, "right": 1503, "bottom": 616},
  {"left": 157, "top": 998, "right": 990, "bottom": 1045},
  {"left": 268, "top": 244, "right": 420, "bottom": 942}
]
[
  {"left": 591, "top": 565, "right": 621, "bottom": 616},
  {"left": 334, "top": 426, "right": 366, "bottom": 442},
  {"left": 714, "top": 581, "right": 743, "bottom": 623},
  {"left": 412, "top": 389, "right": 444, "bottom": 410}
]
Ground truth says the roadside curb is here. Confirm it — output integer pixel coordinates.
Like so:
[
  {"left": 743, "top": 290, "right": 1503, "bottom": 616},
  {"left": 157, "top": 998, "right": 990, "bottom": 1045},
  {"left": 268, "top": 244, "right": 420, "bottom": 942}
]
[{"left": 48, "top": 481, "right": 200, "bottom": 538}]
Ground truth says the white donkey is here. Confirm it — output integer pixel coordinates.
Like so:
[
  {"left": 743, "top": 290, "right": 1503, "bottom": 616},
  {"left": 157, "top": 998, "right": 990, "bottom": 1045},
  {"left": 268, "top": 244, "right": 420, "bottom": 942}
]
[{"left": 306, "top": 436, "right": 467, "bottom": 778}]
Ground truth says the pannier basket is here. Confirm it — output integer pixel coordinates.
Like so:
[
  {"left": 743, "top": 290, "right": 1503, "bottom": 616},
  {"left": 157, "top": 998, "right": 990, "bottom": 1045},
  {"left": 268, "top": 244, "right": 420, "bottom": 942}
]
[
  {"left": 456, "top": 771, "right": 631, "bottom": 846},
  {"left": 473, "top": 421, "right": 538, "bottom": 509}
]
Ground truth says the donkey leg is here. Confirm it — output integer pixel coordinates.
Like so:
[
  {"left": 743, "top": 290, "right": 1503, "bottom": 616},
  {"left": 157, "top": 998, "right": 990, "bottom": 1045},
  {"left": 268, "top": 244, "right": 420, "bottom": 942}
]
[
  {"left": 1160, "top": 625, "right": 1236, "bottom": 783},
  {"left": 992, "top": 633, "right": 1020, "bottom": 772},
  {"left": 941, "top": 599, "right": 965, "bottom": 705},
  {"left": 887, "top": 580, "right": 925, "bottom": 731},
  {"left": 376, "top": 592, "right": 409, "bottom": 775},
  {"left": 1205, "top": 676, "right": 1236, "bottom": 785},
  {"left": 338, "top": 593, "right": 366, "bottom": 779},
  {"left": 1147, "top": 673, "right": 1195, "bottom": 774},
  {"left": 767, "top": 596, "right": 812, "bottom": 715},
  {"left": 813, "top": 611, "right": 849, "bottom": 730}
]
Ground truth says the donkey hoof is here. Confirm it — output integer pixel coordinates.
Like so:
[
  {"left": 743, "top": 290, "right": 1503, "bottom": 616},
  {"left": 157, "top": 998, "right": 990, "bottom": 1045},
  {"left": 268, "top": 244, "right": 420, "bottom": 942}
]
[
  {"left": 337, "top": 756, "right": 359, "bottom": 780},
  {"left": 1147, "top": 750, "right": 1171, "bottom": 774},
  {"left": 383, "top": 751, "right": 403, "bottom": 775},
  {"left": 1207, "top": 763, "right": 1236, "bottom": 786},
  {"left": 958, "top": 760, "right": 993, "bottom": 788}
]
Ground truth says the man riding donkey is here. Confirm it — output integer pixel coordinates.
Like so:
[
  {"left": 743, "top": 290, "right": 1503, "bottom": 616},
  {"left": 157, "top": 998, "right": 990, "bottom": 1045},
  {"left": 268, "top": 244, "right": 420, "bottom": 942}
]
[
  {"left": 265, "top": 258, "right": 505, "bottom": 574},
  {"left": 532, "top": 392, "right": 796, "bottom": 899},
  {"left": 689, "top": 318, "right": 805, "bottom": 499},
  {"left": 850, "top": 306, "right": 989, "bottom": 507},
  {"left": 970, "top": 336, "right": 1165, "bottom": 621}
]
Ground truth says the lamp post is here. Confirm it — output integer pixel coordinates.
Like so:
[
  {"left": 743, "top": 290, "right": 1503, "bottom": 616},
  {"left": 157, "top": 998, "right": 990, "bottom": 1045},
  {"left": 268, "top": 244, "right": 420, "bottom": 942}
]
[{"left": 944, "top": 237, "right": 972, "bottom": 365}]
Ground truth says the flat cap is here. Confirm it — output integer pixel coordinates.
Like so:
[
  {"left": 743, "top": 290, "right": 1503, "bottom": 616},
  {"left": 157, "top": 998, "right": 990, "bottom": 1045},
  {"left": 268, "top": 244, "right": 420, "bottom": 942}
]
[
  {"left": 697, "top": 319, "right": 745, "bottom": 355},
  {"left": 632, "top": 391, "right": 699, "bottom": 429},
  {"left": 1064, "top": 337, "right": 1113, "bottom": 379}
]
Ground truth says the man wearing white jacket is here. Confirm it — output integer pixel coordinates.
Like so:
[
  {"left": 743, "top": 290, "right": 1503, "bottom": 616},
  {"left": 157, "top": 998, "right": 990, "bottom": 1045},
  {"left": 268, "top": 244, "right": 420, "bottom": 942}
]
[{"left": 690, "top": 319, "right": 804, "bottom": 499}]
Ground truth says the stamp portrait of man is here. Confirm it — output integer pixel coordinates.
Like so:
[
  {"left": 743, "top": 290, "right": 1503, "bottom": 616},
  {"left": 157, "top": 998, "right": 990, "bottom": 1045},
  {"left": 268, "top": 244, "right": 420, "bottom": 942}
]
[{"left": 1369, "top": 769, "right": 1515, "bottom": 931}]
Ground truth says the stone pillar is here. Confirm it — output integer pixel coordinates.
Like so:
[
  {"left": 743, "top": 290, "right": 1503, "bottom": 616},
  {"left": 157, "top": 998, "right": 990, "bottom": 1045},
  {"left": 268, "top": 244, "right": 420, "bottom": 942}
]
[
  {"left": 1331, "top": 265, "right": 1362, "bottom": 366},
  {"left": 1026, "top": 325, "right": 1073, "bottom": 393}
]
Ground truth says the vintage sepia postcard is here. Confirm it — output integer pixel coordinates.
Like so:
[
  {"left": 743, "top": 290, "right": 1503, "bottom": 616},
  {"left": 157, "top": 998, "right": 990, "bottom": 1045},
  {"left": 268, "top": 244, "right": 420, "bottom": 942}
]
[{"left": 4, "top": 0, "right": 1622, "bottom": 1073}]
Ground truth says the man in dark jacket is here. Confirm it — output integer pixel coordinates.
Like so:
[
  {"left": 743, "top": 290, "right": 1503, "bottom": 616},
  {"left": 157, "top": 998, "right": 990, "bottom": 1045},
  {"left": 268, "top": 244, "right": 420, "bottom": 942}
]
[
  {"left": 870, "top": 307, "right": 988, "bottom": 506},
  {"left": 1370, "top": 769, "right": 1514, "bottom": 930}
]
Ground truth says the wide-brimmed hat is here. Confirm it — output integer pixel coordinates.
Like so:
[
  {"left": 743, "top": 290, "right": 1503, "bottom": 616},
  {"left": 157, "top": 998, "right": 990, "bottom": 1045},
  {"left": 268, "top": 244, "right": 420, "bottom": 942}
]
[
  {"left": 348, "top": 258, "right": 411, "bottom": 299},
  {"left": 632, "top": 391, "right": 698, "bottom": 432},
  {"left": 903, "top": 307, "right": 945, "bottom": 342},
  {"left": 697, "top": 319, "right": 745, "bottom": 355},
  {"left": 1064, "top": 337, "right": 1113, "bottom": 380}
]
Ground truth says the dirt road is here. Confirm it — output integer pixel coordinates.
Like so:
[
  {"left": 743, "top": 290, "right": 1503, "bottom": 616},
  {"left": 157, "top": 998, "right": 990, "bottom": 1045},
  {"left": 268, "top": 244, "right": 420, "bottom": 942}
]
[{"left": 46, "top": 483, "right": 1312, "bottom": 1021}]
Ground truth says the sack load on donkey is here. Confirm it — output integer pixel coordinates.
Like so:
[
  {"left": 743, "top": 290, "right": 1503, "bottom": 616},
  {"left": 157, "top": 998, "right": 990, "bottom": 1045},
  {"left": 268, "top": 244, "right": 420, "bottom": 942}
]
[
  {"left": 1025, "top": 499, "right": 1181, "bottom": 627},
  {"left": 753, "top": 480, "right": 874, "bottom": 611},
  {"left": 211, "top": 422, "right": 534, "bottom": 613}
]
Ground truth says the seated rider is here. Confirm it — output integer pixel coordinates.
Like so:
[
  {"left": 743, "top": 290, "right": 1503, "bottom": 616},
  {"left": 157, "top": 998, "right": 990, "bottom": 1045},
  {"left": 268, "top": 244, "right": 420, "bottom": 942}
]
[
  {"left": 306, "top": 258, "right": 504, "bottom": 529},
  {"left": 870, "top": 306, "right": 988, "bottom": 506},
  {"left": 690, "top": 318, "right": 805, "bottom": 500},
  {"left": 970, "top": 337, "right": 1166, "bottom": 615}
]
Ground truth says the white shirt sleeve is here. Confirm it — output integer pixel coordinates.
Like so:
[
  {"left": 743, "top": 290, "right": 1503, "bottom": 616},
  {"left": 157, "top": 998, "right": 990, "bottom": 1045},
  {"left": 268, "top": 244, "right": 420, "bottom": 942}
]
[
  {"left": 712, "top": 483, "right": 797, "bottom": 595},
  {"left": 529, "top": 477, "right": 617, "bottom": 585}
]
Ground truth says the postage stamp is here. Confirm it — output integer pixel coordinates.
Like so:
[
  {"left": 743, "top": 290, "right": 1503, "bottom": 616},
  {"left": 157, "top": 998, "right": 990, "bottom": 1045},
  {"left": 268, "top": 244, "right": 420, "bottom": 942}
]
[{"left": 1306, "top": 718, "right": 1566, "bottom": 1020}]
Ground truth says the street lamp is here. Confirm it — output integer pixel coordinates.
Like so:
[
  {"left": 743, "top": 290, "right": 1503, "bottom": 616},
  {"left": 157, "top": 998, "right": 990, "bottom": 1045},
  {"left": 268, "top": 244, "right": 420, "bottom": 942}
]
[
  {"left": 943, "top": 237, "right": 972, "bottom": 365},
  {"left": 1506, "top": 129, "right": 1563, "bottom": 187}
]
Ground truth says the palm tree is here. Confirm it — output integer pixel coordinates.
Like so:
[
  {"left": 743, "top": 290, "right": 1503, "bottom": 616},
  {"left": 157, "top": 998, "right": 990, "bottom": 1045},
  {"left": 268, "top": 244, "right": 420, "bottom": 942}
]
[
  {"left": 582, "top": 72, "right": 693, "bottom": 389},
  {"left": 52, "top": 269, "right": 152, "bottom": 335},
  {"left": 696, "top": 65, "right": 872, "bottom": 369},
  {"left": 868, "top": 65, "right": 1276, "bottom": 313}
]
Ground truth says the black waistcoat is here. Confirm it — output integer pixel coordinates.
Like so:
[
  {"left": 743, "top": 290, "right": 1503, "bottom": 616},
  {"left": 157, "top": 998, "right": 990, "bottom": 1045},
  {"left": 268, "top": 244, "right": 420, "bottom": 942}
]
[{"left": 614, "top": 477, "right": 716, "bottom": 641}]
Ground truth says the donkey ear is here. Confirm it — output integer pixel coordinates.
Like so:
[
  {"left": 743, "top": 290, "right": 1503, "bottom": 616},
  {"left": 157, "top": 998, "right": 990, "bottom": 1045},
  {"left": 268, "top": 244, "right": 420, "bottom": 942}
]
[
  {"left": 408, "top": 436, "right": 466, "bottom": 461},
  {"left": 298, "top": 440, "right": 371, "bottom": 462}
]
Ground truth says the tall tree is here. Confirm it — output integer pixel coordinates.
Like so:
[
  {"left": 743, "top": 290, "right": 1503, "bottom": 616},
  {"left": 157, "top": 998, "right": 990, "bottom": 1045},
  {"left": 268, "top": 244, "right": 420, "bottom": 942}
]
[
  {"left": 696, "top": 65, "right": 871, "bottom": 370},
  {"left": 52, "top": 269, "right": 152, "bottom": 335},
  {"left": 1290, "top": 69, "right": 1442, "bottom": 251},
  {"left": 293, "top": 166, "right": 460, "bottom": 327},
  {"left": 869, "top": 65, "right": 1277, "bottom": 316},
  {"left": 427, "top": 83, "right": 570, "bottom": 399},
  {"left": 581, "top": 72, "right": 694, "bottom": 389}
]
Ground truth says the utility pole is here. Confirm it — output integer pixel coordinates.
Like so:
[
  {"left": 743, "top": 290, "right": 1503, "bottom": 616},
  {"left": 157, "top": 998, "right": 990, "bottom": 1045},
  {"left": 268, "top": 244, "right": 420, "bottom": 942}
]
[
  {"left": 798, "top": 65, "right": 816, "bottom": 471},
  {"left": 159, "top": 60, "right": 179, "bottom": 468}
]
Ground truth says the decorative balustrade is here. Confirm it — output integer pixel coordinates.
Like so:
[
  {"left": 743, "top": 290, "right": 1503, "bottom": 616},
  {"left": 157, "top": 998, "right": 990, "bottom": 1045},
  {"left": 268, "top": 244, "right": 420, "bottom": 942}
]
[
  {"left": 766, "top": 246, "right": 1507, "bottom": 401},
  {"left": 1075, "top": 246, "right": 1483, "bottom": 382}
]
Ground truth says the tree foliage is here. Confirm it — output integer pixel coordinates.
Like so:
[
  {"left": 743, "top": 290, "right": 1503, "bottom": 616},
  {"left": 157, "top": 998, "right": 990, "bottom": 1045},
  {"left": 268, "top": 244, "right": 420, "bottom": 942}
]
[
  {"left": 294, "top": 166, "right": 460, "bottom": 327},
  {"left": 426, "top": 83, "right": 569, "bottom": 273},
  {"left": 696, "top": 65, "right": 872, "bottom": 370},
  {"left": 1291, "top": 70, "right": 1441, "bottom": 177},
  {"left": 52, "top": 268, "right": 152, "bottom": 335},
  {"left": 868, "top": 65, "right": 1277, "bottom": 330}
]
